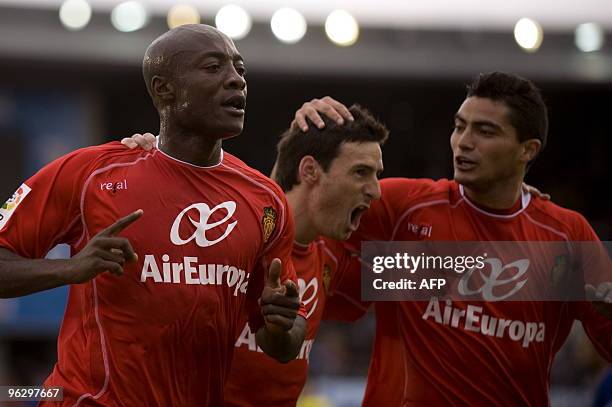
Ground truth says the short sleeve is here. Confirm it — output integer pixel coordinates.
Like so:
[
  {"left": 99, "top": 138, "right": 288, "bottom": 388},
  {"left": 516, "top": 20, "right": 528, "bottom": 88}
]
[
  {"left": 569, "top": 212, "right": 612, "bottom": 361},
  {"left": 574, "top": 302, "right": 612, "bottom": 361},
  {"left": 0, "top": 149, "right": 95, "bottom": 258}
]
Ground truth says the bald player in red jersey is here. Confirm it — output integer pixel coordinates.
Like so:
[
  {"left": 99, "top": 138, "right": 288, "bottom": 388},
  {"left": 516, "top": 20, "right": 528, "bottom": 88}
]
[
  {"left": 0, "top": 24, "right": 306, "bottom": 406},
  {"left": 295, "top": 73, "right": 612, "bottom": 406},
  {"left": 121, "top": 104, "right": 388, "bottom": 406}
]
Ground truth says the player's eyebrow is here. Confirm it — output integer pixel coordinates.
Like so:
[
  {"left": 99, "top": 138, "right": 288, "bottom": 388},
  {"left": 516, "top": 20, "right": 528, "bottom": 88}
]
[
  {"left": 352, "top": 162, "right": 384, "bottom": 175},
  {"left": 196, "top": 51, "right": 244, "bottom": 63},
  {"left": 454, "top": 113, "right": 503, "bottom": 131}
]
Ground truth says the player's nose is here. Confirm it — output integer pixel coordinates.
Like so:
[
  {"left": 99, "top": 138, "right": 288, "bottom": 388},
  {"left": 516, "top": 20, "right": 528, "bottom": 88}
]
[{"left": 364, "top": 179, "right": 381, "bottom": 201}]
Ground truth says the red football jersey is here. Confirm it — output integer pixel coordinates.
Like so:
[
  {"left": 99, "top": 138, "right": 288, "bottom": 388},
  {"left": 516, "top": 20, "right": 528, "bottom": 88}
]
[
  {"left": 224, "top": 238, "right": 357, "bottom": 406},
  {"left": 327, "top": 177, "right": 612, "bottom": 407},
  {"left": 0, "top": 142, "right": 301, "bottom": 407}
]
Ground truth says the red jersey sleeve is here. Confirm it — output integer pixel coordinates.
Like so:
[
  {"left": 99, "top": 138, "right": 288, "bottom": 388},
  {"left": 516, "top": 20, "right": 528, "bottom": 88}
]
[
  {"left": 323, "top": 240, "right": 370, "bottom": 322},
  {"left": 574, "top": 302, "right": 612, "bottom": 361},
  {"left": 569, "top": 212, "right": 612, "bottom": 360},
  {"left": 246, "top": 189, "right": 305, "bottom": 332},
  {"left": 0, "top": 147, "right": 101, "bottom": 258}
]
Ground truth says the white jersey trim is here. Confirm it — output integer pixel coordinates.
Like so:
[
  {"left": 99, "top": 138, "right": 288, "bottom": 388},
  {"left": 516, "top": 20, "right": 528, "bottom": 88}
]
[
  {"left": 317, "top": 240, "right": 339, "bottom": 266},
  {"left": 459, "top": 184, "right": 531, "bottom": 219},
  {"left": 73, "top": 150, "right": 156, "bottom": 405},
  {"left": 155, "top": 136, "right": 225, "bottom": 169},
  {"left": 523, "top": 212, "right": 570, "bottom": 241},
  {"left": 71, "top": 280, "right": 109, "bottom": 407}
]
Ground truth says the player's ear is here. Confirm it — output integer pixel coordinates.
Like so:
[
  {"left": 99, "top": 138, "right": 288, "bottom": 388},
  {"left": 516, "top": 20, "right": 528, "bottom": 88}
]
[
  {"left": 298, "top": 156, "right": 320, "bottom": 185},
  {"left": 520, "top": 138, "right": 542, "bottom": 163},
  {"left": 151, "top": 76, "right": 175, "bottom": 101}
]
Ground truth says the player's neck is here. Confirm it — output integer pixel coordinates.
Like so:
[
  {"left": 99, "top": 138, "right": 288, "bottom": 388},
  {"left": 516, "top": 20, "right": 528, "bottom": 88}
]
[
  {"left": 158, "top": 125, "right": 222, "bottom": 167},
  {"left": 286, "top": 189, "right": 318, "bottom": 245},
  {"left": 462, "top": 178, "right": 523, "bottom": 210}
]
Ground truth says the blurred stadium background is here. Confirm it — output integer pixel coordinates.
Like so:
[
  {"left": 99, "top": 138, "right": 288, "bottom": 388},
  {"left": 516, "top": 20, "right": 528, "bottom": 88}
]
[{"left": 0, "top": 1, "right": 610, "bottom": 406}]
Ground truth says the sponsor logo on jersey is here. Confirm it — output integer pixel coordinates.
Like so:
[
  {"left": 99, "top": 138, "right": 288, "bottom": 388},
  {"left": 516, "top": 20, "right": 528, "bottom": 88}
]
[
  {"left": 422, "top": 297, "right": 545, "bottom": 348},
  {"left": 458, "top": 258, "right": 529, "bottom": 301},
  {"left": 299, "top": 277, "right": 319, "bottom": 319},
  {"left": 235, "top": 322, "right": 315, "bottom": 361},
  {"left": 0, "top": 183, "right": 31, "bottom": 230},
  {"left": 170, "top": 201, "right": 238, "bottom": 247},
  {"left": 100, "top": 179, "right": 128, "bottom": 193},
  {"left": 235, "top": 274, "right": 321, "bottom": 357},
  {"left": 262, "top": 207, "right": 277, "bottom": 242},
  {"left": 406, "top": 222, "right": 433, "bottom": 238},
  {"left": 140, "top": 254, "right": 249, "bottom": 296}
]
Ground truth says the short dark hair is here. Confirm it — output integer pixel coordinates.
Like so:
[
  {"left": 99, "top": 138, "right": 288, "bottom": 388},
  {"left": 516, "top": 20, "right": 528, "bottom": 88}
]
[
  {"left": 274, "top": 104, "right": 389, "bottom": 192},
  {"left": 466, "top": 72, "right": 548, "bottom": 153}
]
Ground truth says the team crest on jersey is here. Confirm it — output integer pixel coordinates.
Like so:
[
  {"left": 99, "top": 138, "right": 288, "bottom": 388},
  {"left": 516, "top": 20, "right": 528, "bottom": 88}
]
[
  {"left": 262, "top": 207, "right": 277, "bottom": 242},
  {"left": 323, "top": 264, "right": 332, "bottom": 292},
  {"left": 0, "top": 183, "right": 32, "bottom": 231},
  {"left": 549, "top": 255, "right": 571, "bottom": 292}
]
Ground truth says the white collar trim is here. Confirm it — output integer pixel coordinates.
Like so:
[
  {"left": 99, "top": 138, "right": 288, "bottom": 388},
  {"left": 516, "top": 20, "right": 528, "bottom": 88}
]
[
  {"left": 156, "top": 136, "right": 224, "bottom": 169},
  {"left": 459, "top": 184, "right": 531, "bottom": 219}
]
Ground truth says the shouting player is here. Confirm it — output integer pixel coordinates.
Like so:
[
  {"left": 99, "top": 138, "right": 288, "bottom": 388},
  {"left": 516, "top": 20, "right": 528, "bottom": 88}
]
[
  {"left": 0, "top": 24, "right": 305, "bottom": 406},
  {"left": 295, "top": 72, "right": 612, "bottom": 406},
  {"left": 123, "top": 103, "right": 388, "bottom": 406},
  {"left": 225, "top": 104, "right": 386, "bottom": 406}
]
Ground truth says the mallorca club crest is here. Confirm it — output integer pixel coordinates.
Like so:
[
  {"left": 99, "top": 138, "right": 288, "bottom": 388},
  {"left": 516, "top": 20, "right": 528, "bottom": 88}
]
[
  {"left": 549, "top": 254, "right": 575, "bottom": 297},
  {"left": 323, "top": 264, "right": 332, "bottom": 292},
  {"left": 262, "top": 207, "right": 277, "bottom": 242}
]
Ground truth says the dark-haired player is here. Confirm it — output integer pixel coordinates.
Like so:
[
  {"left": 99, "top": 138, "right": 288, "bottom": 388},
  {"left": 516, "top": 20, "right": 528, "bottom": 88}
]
[{"left": 296, "top": 72, "right": 612, "bottom": 406}]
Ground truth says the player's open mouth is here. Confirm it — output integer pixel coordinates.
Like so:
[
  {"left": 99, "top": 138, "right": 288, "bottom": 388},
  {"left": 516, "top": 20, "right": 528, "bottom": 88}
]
[
  {"left": 455, "top": 156, "right": 477, "bottom": 170},
  {"left": 222, "top": 94, "right": 246, "bottom": 115},
  {"left": 349, "top": 205, "right": 369, "bottom": 230}
]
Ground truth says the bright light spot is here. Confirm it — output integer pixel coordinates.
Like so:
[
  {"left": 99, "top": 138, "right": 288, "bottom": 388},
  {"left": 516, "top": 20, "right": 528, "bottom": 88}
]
[
  {"left": 59, "top": 0, "right": 91, "bottom": 31},
  {"left": 215, "top": 5, "right": 252, "bottom": 40},
  {"left": 167, "top": 4, "right": 200, "bottom": 29},
  {"left": 575, "top": 23, "right": 604, "bottom": 52},
  {"left": 514, "top": 18, "right": 543, "bottom": 52},
  {"left": 271, "top": 8, "right": 307, "bottom": 44},
  {"left": 325, "top": 10, "right": 359, "bottom": 46},
  {"left": 111, "top": 1, "right": 148, "bottom": 33}
]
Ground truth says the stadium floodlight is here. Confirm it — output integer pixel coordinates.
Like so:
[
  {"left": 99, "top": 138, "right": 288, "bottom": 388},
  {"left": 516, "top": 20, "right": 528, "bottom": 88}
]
[
  {"left": 167, "top": 4, "right": 200, "bottom": 29},
  {"left": 215, "top": 5, "right": 252, "bottom": 40},
  {"left": 325, "top": 10, "right": 359, "bottom": 47},
  {"left": 325, "top": 10, "right": 359, "bottom": 46},
  {"left": 575, "top": 23, "right": 604, "bottom": 52},
  {"left": 111, "top": 1, "right": 148, "bottom": 33},
  {"left": 59, "top": 0, "right": 92, "bottom": 31},
  {"left": 271, "top": 8, "right": 307, "bottom": 44},
  {"left": 514, "top": 18, "right": 543, "bottom": 52}
]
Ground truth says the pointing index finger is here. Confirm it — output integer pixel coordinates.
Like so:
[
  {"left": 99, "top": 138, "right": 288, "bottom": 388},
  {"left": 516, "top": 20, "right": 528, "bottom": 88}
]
[{"left": 100, "top": 209, "right": 144, "bottom": 237}]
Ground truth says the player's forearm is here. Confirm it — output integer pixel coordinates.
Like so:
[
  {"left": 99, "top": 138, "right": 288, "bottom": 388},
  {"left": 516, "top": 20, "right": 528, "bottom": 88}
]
[
  {"left": 256, "top": 316, "right": 306, "bottom": 363},
  {"left": 0, "top": 248, "right": 71, "bottom": 298}
]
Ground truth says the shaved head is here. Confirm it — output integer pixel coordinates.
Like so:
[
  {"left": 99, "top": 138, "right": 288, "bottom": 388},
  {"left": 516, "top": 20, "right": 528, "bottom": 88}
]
[
  {"left": 141, "top": 23, "right": 247, "bottom": 141},
  {"left": 142, "top": 24, "right": 235, "bottom": 106}
]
